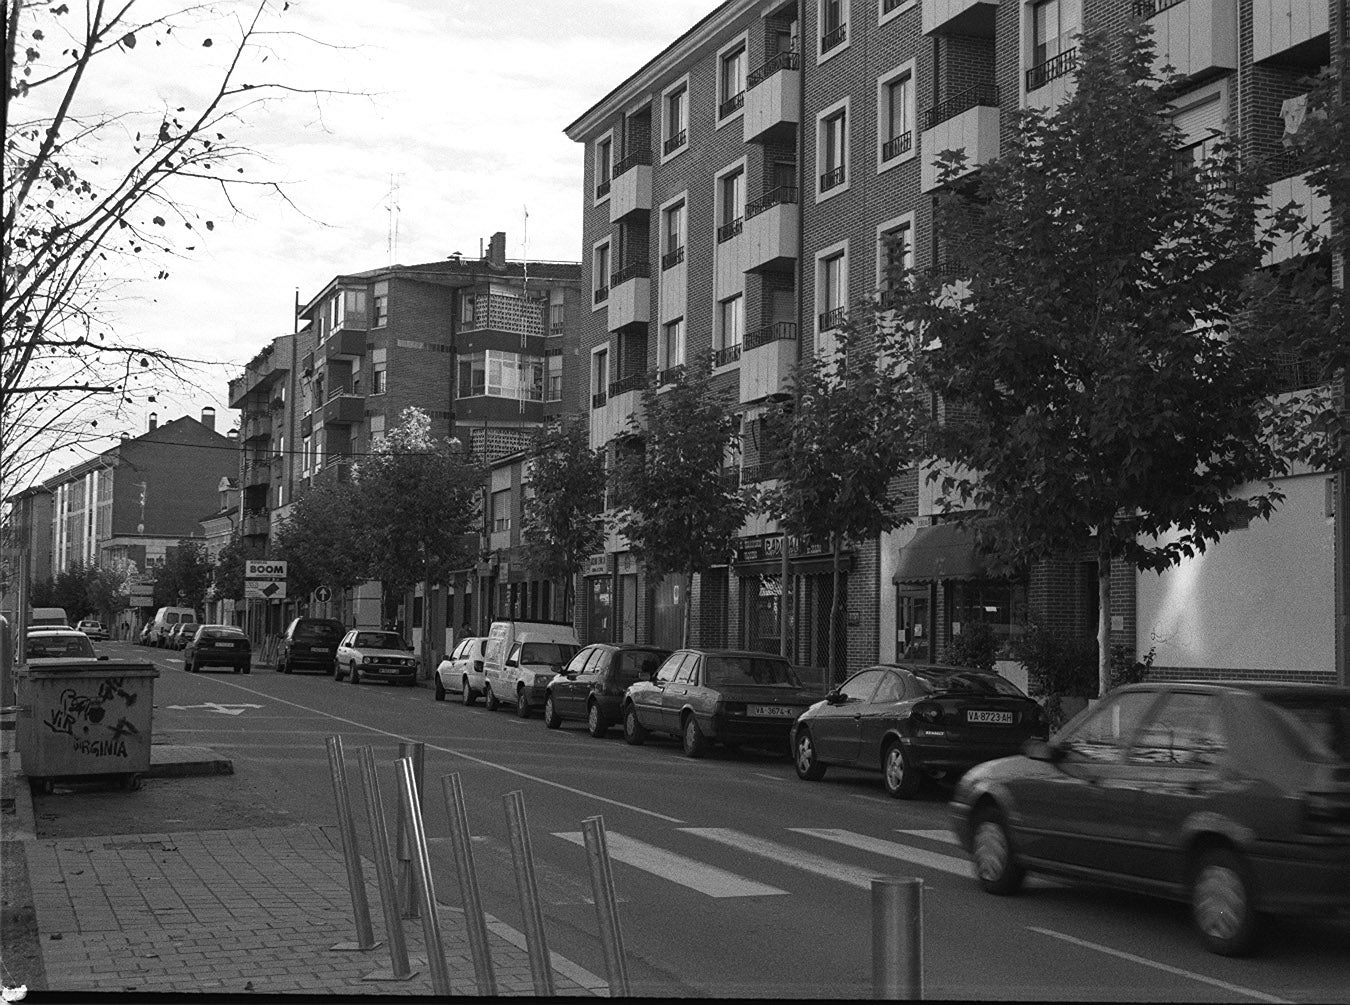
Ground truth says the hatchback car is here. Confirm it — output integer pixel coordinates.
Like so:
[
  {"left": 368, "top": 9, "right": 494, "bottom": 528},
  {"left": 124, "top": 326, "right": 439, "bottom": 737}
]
[
  {"left": 433, "top": 636, "right": 490, "bottom": 704},
  {"left": 545, "top": 644, "right": 671, "bottom": 736},
  {"left": 24, "top": 628, "right": 98, "bottom": 662},
  {"left": 277, "top": 617, "right": 347, "bottom": 675},
  {"left": 334, "top": 629, "right": 418, "bottom": 686},
  {"left": 183, "top": 625, "right": 251, "bottom": 674},
  {"left": 167, "top": 622, "right": 195, "bottom": 650},
  {"left": 76, "top": 619, "right": 108, "bottom": 641},
  {"left": 792, "top": 663, "right": 1048, "bottom": 798},
  {"left": 950, "top": 681, "right": 1350, "bottom": 957},
  {"left": 623, "top": 649, "right": 821, "bottom": 758}
]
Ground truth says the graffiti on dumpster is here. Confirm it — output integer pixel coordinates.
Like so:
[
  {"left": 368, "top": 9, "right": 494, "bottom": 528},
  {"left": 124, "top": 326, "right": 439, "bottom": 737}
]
[{"left": 41, "top": 678, "right": 141, "bottom": 760}]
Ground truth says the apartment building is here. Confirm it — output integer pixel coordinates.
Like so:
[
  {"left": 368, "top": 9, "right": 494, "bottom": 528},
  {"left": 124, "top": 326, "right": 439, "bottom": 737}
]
[{"left": 566, "top": 0, "right": 1342, "bottom": 683}]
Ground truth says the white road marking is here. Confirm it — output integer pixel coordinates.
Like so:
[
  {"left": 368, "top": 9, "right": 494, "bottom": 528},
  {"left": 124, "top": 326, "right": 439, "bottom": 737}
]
[
  {"left": 681, "top": 828, "right": 883, "bottom": 890},
  {"left": 793, "top": 828, "right": 970, "bottom": 877},
  {"left": 164, "top": 702, "right": 262, "bottom": 716},
  {"left": 895, "top": 828, "right": 960, "bottom": 846},
  {"left": 554, "top": 831, "right": 786, "bottom": 898},
  {"left": 1027, "top": 927, "right": 1291, "bottom": 1004},
  {"left": 751, "top": 772, "right": 786, "bottom": 781}
]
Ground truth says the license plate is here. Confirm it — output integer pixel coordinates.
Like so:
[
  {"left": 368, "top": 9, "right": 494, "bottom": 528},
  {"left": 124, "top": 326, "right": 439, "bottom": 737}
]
[
  {"left": 213, "top": 642, "right": 235, "bottom": 648},
  {"left": 967, "top": 709, "right": 1014, "bottom": 725},
  {"left": 748, "top": 705, "right": 797, "bottom": 718}
]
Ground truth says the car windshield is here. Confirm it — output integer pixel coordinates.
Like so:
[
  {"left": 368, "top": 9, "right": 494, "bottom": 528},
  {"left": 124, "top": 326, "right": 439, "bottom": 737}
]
[
  {"left": 355, "top": 632, "right": 404, "bottom": 649},
  {"left": 1263, "top": 694, "right": 1350, "bottom": 762},
  {"left": 295, "top": 621, "right": 345, "bottom": 642},
  {"left": 518, "top": 642, "right": 579, "bottom": 666},
  {"left": 27, "top": 635, "right": 95, "bottom": 659},
  {"left": 704, "top": 656, "right": 800, "bottom": 688},
  {"left": 911, "top": 667, "right": 1026, "bottom": 698}
]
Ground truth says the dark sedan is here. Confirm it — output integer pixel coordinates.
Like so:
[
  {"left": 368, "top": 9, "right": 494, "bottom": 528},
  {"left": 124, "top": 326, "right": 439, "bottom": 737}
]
[
  {"left": 950, "top": 681, "right": 1350, "bottom": 957},
  {"left": 184, "top": 625, "right": 251, "bottom": 674},
  {"left": 792, "top": 662, "right": 1048, "bottom": 798},
  {"left": 544, "top": 644, "right": 671, "bottom": 737},
  {"left": 622, "top": 649, "right": 820, "bottom": 758}
]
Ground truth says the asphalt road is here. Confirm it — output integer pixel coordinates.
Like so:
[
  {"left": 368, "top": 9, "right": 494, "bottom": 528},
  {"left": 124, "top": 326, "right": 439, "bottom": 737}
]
[{"left": 50, "top": 641, "right": 1350, "bottom": 1001}]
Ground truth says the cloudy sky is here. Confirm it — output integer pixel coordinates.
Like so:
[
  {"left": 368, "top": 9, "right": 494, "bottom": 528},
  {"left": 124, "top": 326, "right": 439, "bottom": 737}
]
[{"left": 34, "top": 0, "right": 719, "bottom": 471}]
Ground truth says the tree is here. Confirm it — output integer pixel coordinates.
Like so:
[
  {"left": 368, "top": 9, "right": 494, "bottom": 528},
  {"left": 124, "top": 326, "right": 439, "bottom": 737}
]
[
  {"left": 152, "top": 539, "right": 211, "bottom": 610},
  {"left": 883, "top": 22, "right": 1341, "bottom": 696},
  {"left": 519, "top": 418, "right": 606, "bottom": 620},
  {"left": 51, "top": 560, "right": 89, "bottom": 617},
  {"left": 610, "top": 359, "right": 752, "bottom": 647},
  {"left": 353, "top": 407, "right": 484, "bottom": 675},
  {"left": 85, "top": 559, "right": 131, "bottom": 626},
  {"left": 764, "top": 312, "right": 917, "bottom": 683},
  {"left": 211, "top": 531, "right": 263, "bottom": 603},
  {"left": 271, "top": 484, "right": 365, "bottom": 601},
  {"left": 3, "top": 0, "right": 337, "bottom": 492}
]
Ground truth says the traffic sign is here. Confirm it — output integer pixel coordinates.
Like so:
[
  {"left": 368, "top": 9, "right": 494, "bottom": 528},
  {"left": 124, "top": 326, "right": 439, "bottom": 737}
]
[
  {"left": 245, "top": 580, "right": 287, "bottom": 600},
  {"left": 246, "top": 559, "right": 288, "bottom": 579},
  {"left": 314, "top": 586, "right": 332, "bottom": 603}
]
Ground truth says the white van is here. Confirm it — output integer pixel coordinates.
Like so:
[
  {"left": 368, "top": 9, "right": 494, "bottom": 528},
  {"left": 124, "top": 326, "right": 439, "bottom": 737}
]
[
  {"left": 482, "top": 620, "right": 580, "bottom": 718},
  {"left": 30, "top": 607, "right": 69, "bottom": 628},
  {"left": 151, "top": 606, "right": 198, "bottom": 647}
]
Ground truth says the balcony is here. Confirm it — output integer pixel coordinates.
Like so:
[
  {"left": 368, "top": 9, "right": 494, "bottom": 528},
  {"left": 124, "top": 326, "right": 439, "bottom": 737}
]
[
  {"left": 242, "top": 457, "right": 272, "bottom": 488},
  {"left": 240, "top": 410, "right": 271, "bottom": 442},
  {"left": 313, "top": 456, "right": 352, "bottom": 486},
  {"left": 607, "top": 262, "right": 650, "bottom": 331},
  {"left": 1251, "top": 0, "right": 1329, "bottom": 67},
  {"left": 923, "top": 0, "right": 997, "bottom": 37},
  {"left": 820, "top": 22, "right": 847, "bottom": 55},
  {"left": 743, "top": 459, "right": 785, "bottom": 484},
  {"left": 920, "top": 85, "right": 1000, "bottom": 193},
  {"left": 227, "top": 343, "right": 288, "bottom": 409},
  {"left": 322, "top": 328, "right": 367, "bottom": 361},
  {"left": 300, "top": 412, "right": 313, "bottom": 438},
  {"left": 744, "top": 51, "right": 800, "bottom": 143},
  {"left": 320, "top": 390, "right": 365, "bottom": 426},
  {"left": 241, "top": 509, "right": 270, "bottom": 538},
  {"left": 609, "top": 149, "right": 653, "bottom": 223},
  {"left": 744, "top": 187, "right": 798, "bottom": 273},
  {"left": 740, "top": 322, "right": 798, "bottom": 404},
  {"left": 1258, "top": 167, "right": 1330, "bottom": 266},
  {"left": 661, "top": 246, "right": 685, "bottom": 271},
  {"left": 461, "top": 293, "right": 545, "bottom": 336},
  {"left": 590, "top": 371, "right": 648, "bottom": 447},
  {"left": 1137, "top": 0, "right": 1237, "bottom": 83}
]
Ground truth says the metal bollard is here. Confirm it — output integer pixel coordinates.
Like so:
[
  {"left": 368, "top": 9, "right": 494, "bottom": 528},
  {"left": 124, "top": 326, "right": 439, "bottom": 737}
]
[
  {"left": 581, "top": 815, "right": 630, "bottom": 997},
  {"left": 397, "top": 755, "right": 451, "bottom": 995},
  {"left": 356, "top": 746, "right": 415, "bottom": 981},
  {"left": 325, "top": 736, "right": 379, "bottom": 952},
  {"left": 441, "top": 773, "right": 498, "bottom": 996},
  {"left": 394, "top": 740, "right": 426, "bottom": 919},
  {"left": 503, "top": 789, "right": 555, "bottom": 996},
  {"left": 872, "top": 877, "right": 923, "bottom": 1000}
]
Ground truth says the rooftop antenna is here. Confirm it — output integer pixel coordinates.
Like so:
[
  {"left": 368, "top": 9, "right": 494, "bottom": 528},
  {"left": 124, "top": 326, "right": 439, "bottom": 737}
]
[{"left": 385, "top": 174, "right": 401, "bottom": 266}]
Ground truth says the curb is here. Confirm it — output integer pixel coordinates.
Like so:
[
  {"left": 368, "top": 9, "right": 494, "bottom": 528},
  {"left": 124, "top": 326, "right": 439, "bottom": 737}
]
[{"left": 1, "top": 749, "right": 38, "bottom": 843}]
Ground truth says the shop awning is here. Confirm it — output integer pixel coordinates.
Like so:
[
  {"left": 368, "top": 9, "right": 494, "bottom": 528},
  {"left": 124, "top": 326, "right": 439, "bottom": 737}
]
[{"left": 893, "top": 523, "right": 987, "bottom": 583}]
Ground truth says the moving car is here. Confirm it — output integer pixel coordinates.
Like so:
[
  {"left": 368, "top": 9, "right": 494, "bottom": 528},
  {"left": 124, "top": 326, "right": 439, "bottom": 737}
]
[
  {"left": 622, "top": 649, "right": 820, "bottom": 758},
  {"left": 334, "top": 629, "right": 418, "bottom": 686},
  {"left": 950, "top": 681, "right": 1350, "bottom": 957},
  {"left": 481, "top": 619, "right": 580, "bottom": 716},
  {"left": 76, "top": 619, "right": 108, "bottom": 641},
  {"left": 276, "top": 618, "right": 347, "bottom": 675},
  {"left": 433, "top": 636, "right": 490, "bottom": 704},
  {"left": 792, "top": 662, "right": 1048, "bottom": 798},
  {"left": 544, "top": 644, "right": 671, "bottom": 737},
  {"left": 183, "top": 625, "right": 251, "bottom": 674}
]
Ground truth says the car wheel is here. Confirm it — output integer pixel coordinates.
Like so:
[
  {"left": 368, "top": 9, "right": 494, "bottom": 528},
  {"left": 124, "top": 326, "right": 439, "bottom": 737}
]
[
  {"left": 794, "top": 729, "right": 826, "bottom": 781},
  {"left": 485, "top": 686, "right": 500, "bottom": 712},
  {"left": 1191, "top": 847, "right": 1259, "bottom": 956},
  {"left": 276, "top": 657, "right": 285, "bottom": 673},
  {"left": 515, "top": 688, "right": 531, "bottom": 718},
  {"left": 350, "top": 665, "right": 361, "bottom": 685},
  {"left": 326, "top": 664, "right": 335, "bottom": 676},
  {"left": 623, "top": 705, "right": 647, "bottom": 745},
  {"left": 186, "top": 660, "right": 197, "bottom": 674},
  {"left": 681, "top": 714, "right": 709, "bottom": 759},
  {"left": 434, "top": 674, "right": 446, "bottom": 701},
  {"left": 882, "top": 741, "right": 922, "bottom": 799},
  {"left": 544, "top": 696, "right": 562, "bottom": 729},
  {"left": 243, "top": 665, "right": 251, "bottom": 675},
  {"left": 234, "top": 664, "right": 242, "bottom": 674},
  {"left": 971, "top": 806, "right": 1025, "bottom": 895},
  {"left": 461, "top": 678, "right": 476, "bottom": 707},
  {"left": 587, "top": 701, "right": 608, "bottom": 738}
]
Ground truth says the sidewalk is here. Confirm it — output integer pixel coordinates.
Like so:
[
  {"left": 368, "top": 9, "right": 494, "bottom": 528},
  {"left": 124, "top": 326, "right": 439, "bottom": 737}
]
[{"left": 2, "top": 743, "right": 607, "bottom": 997}]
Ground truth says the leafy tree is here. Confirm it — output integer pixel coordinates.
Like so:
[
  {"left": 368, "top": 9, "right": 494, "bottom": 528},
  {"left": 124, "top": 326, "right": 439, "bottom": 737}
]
[
  {"left": 152, "top": 539, "right": 211, "bottom": 611},
  {"left": 520, "top": 418, "right": 606, "bottom": 620},
  {"left": 51, "top": 561, "right": 89, "bottom": 619},
  {"left": 27, "top": 574, "right": 55, "bottom": 608},
  {"left": 85, "top": 560, "right": 131, "bottom": 626},
  {"left": 271, "top": 485, "right": 365, "bottom": 601},
  {"left": 353, "top": 407, "right": 484, "bottom": 674},
  {"left": 883, "top": 22, "right": 1340, "bottom": 696},
  {"left": 610, "top": 358, "right": 752, "bottom": 647},
  {"left": 211, "top": 531, "right": 263, "bottom": 603},
  {"left": 764, "top": 312, "right": 917, "bottom": 682}
]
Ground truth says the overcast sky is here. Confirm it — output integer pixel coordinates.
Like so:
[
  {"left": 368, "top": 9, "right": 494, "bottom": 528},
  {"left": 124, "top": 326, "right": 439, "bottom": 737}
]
[{"left": 40, "top": 0, "right": 718, "bottom": 471}]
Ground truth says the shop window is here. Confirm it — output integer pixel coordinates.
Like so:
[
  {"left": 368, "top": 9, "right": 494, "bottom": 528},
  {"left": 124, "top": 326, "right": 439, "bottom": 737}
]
[{"left": 944, "top": 578, "right": 1027, "bottom": 659}]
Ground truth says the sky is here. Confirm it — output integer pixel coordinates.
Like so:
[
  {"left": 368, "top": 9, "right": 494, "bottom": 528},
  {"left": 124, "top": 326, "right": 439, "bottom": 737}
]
[{"left": 28, "top": 0, "right": 721, "bottom": 476}]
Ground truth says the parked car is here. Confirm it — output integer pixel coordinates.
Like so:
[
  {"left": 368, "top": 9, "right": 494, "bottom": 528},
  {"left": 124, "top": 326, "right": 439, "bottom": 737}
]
[
  {"left": 433, "top": 636, "right": 490, "bottom": 704},
  {"left": 183, "top": 625, "right": 251, "bottom": 674},
  {"left": 950, "top": 681, "right": 1350, "bottom": 957},
  {"left": 167, "top": 622, "right": 196, "bottom": 650},
  {"left": 334, "top": 629, "right": 418, "bottom": 686},
  {"left": 138, "top": 623, "right": 154, "bottom": 645},
  {"left": 76, "top": 619, "right": 108, "bottom": 641},
  {"left": 150, "top": 606, "right": 198, "bottom": 647},
  {"left": 29, "top": 606, "right": 69, "bottom": 628},
  {"left": 481, "top": 620, "right": 580, "bottom": 716},
  {"left": 622, "top": 649, "right": 820, "bottom": 758},
  {"left": 276, "top": 617, "right": 347, "bottom": 675},
  {"left": 544, "top": 644, "right": 671, "bottom": 737},
  {"left": 791, "top": 663, "right": 1048, "bottom": 799},
  {"left": 24, "top": 628, "right": 97, "bottom": 662}
]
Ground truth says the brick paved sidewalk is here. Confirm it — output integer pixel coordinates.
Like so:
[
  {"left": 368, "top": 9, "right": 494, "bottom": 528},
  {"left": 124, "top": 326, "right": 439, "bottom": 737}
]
[{"left": 24, "top": 824, "right": 606, "bottom": 996}]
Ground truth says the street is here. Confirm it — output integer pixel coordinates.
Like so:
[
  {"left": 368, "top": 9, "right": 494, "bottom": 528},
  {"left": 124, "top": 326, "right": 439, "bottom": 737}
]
[{"left": 42, "top": 641, "right": 1350, "bottom": 1002}]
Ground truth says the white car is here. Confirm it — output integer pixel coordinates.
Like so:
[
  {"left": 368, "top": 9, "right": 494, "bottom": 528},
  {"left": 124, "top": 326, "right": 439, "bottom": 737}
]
[
  {"left": 76, "top": 619, "right": 108, "bottom": 641},
  {"left": 334, "top": 629, "right": 418, "bottom": 686},
  {"left": 24, "top": 628, "right": 98, "bottom": 662},
  {"left": 433, "top": 636, "right": 490, "bottom": 705}
]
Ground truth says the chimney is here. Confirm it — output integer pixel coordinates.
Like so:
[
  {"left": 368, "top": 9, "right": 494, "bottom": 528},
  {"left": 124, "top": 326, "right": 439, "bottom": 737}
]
[
  {"left": 227, "top": 427, "right": 238, "bottom": 441},
  {"left": 201, "top": 406, "right": 216, "bottom": 431},
  {"left": 488, "top": 231, "right": 506, "bottom": 268},
  {"left": 148, "top": 412, "right": 158, "bottom": 431}
]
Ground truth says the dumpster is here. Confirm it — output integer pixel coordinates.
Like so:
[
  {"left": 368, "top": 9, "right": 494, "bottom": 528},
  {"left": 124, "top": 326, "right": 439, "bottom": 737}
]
[{"left": 15, "top": 660, "right": 159, "bottom": 792}]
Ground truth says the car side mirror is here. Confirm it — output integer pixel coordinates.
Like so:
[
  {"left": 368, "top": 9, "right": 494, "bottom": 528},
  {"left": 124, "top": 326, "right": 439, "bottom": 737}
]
[
  {"left": 825, "top": 688, "right": 845, "bottom": 705},
  {"left": 97, "top": 655, "right": 109, "bottom": 661},
  {"left": 1023, "top": 739, "right": 1063, "bottom": 762}
]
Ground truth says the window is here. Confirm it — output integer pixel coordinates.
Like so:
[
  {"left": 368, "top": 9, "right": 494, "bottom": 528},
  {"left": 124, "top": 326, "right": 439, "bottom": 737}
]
[
  {"left": 372, "top": 363, "right": 387, "bottom": 395},
  {"left": 328, "top": 288, "right": 367, "bottom": 332},
  {"left": 719, "top": 43, "right": 746, "bottom": 120},
  {"left": 593, "top": 240, "right": 611, "bottom": 305},
  {"left": 1060, "top": 691, "right": 1159, "bottom": 763},
  {"left": 664, "top": 82, "right": 688, "bottom": 157},
  {"left": 818, "top": 102, "right": 848, "bottom": 196},
  {"left": 716, "top": 295, "right": 743, "bottom": 365},
  {"left": 1172, "top": 87, "right": 1226, "bottom": 171},
  {"left": 591, "top": 347, "right": 609, "bottom": 408},
  {"left": 879, "top": 67, "right": 914, "bottom": 166},
  {"left": 301, "top": 435, "right": 312, "bottom": 476},
  {"left": 456, "top": 351, "right": 544, "bottom": 400},
  {"left": 818, "top": 248, "right": 847, "bottom": 332},
  {"left": 461, "top": 294, "right": 476, "bottom": 325},
  {"left": 595, "top": 135, "right": 613, "bottom": 199},
  {"left": 660, "top": 317, "right": 685, "bottom": 371},
  {"left": 820, "top": 0, "right": 848, "bottom": 56},
  {"left": 718, "top": 168, "right": 744, "bottom": 242},
  {"left": 877, "top": 215, "right": 914, "bottom": 298},
  {"left": 374, "top": 292, "right": 388, "bottom": 327},
  {"left": 662, "top": 200, "right": 685, "bottom": 269},
  {"left": 491, "top": 490, "right": 511, "bottom": 533},
  {"left": 549, "top": 301, "right": 566, "bottom": 333},
  {"left": 547, "top": 354, "right": 563, "bottom": 401},
  {"left": 1028, "top": 0, "right": 1079, "bottom": 90},
  {"left": 1129, "top": 693, "right": 1226, "bottom": 766}
]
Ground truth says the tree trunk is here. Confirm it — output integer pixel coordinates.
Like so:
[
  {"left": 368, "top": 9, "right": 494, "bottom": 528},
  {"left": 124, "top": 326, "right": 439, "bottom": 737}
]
[
  {"left": 828, "top": 532, "right": 842, "bottom": 693},
  {"left": 779, "top": 536, "right": 790, "bottom": 659},
  {"left": 1097, "top": 528, "right": 1113, "bottom": 698}
]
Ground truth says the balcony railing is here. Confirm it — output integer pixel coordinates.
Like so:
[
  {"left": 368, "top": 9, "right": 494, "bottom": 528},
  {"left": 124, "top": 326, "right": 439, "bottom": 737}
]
[
  {"left": 591, "top": 391, "right": 607, "bottom": 408},
  {"left": 818, "top": 307, "right": 847, "bottom": 331},
  {"left": 746, "top": 185, "right": 798, "bottom": 220},
  {"left": 613, "top": 148, "right": 652, "bottom": 177},
  {"left": 594, "top": 286, "right": 609, "bottom": 305},
  {"left": 882, "top": 132, "right": 913, "bottom": 161},
  {"left": 745, "top": 321, "right": 798, "bottom": 351},
  {"left": 748, "top": 50, "right": 799, "bottom": 90},
  {"left": 596, "top": 178, "right": 611, "bottom": 199},
  {"left": 1131, "top": 0, "right": 1185, "bottom": 15},
  {"left": 820, "top": 23, "right": 847, "bottom": 54},
  {"left": 663, "top": 129, "right": 687, "bottom": 155},
  {"left": 460, "top": 292, "right": 545, "bottom": 335},
  {"left": 608, "top": 371, "right": 649, "bottom": 397},
  {"left": 610, "top": 260, "right": 651, "bottom": 287},
  {"left": 719, "top": 91, "right": 745, "bottom": 119},
  {"left": 744, "top": 459, "right": 785, "bottom": 483},
  {"left": 1026, "top": 48, "right": 1078, "bottom": 91},
  {"left": 717, "top": 217, "right": 744, "bottom": 243},
  {"left": 923, "top": 85, "right": 1000, "bottom": 131},
  {"left": 661, "top": 246, "right": 686, "bottom": 270},
  {"left": 820, "top": 166, "right": 846, "bottom": 192},
  {"left": 656, "top": 364, "right": 685, "bottom": 386},
  {"left": 712, "top": 343, "right": 742, "bottom": 368}
]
